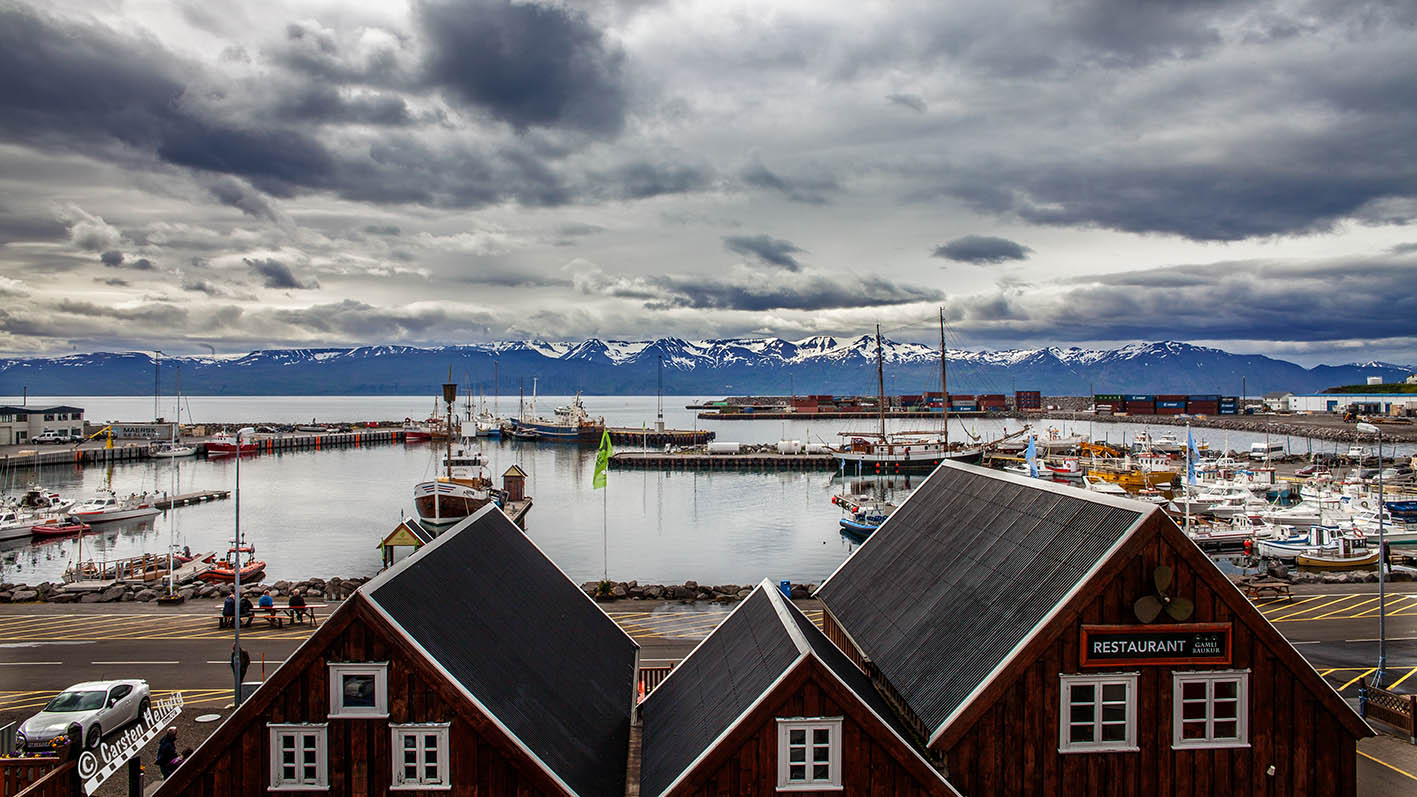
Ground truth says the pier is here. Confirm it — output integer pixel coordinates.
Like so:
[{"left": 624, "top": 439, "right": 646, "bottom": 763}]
[
  {"left": 606, "top": 426, "right": 715, "bottom": 446},
  {"left": 155, "top": 489, "right": 231, "bottom": 509},
  {"left": 697, "top": 409, "right": 987, "bottom": 420},
  {"left": 0, "top": 429, "right": 404, "bottom": 470},
  {"left": 609, "top": 451, "right": 837, "bottom": 470}
]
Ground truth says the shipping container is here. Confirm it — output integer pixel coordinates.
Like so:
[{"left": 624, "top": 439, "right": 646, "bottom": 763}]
[
  {"left": 1128, "top": 402, "right": 1156, "bottom": 414},
  {"left": 1155, "top": 406, "right": 1184, "bottom": 415},
  {"left": 1157, "top": 394, "right": 1186, "bottom": 401},
  {"left": 950, "top": 403, "right": 978, "bottom": 412},
  {"left": 949, "top": 394, "right": 975, "bottom": 401},
  {"left": 1189, "top": 394, "right": 1221, "bottom": 401},
  {"left": 1126, "top": 394, "right": 1154, "bottom": 402},
  {"left": 1015, "top": 391, "right": 1043, "bottom": 410},
  {"left": 1157, "top": 401, "right": 1186, "bottom": 408},
  {"left": 1095, "top": 394, "right": 1123, "bottom": 402},
  {"left": 1218, "top": 407, "right": 1237, "bottom": 415}
]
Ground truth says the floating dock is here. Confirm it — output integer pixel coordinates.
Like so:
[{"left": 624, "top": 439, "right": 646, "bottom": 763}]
[
  {"left": 155, "top": 490, "right": 231, "bottom": 509},
  {"left": 503, "top": 498, "right": 532, "bottom": 528},
  {"left": 697, "top": 409, "right": 987, "bottom": 420},
  {"left": 609, "top": 452, "right": 837, "bottom": 470},
  {"left": 606, "top": 427, "right": 715, "bottom": 446}
]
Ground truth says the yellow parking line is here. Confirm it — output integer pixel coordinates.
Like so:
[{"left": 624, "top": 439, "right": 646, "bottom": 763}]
[
  {"left": 1271, "top": 596, "right": 1354, "bottom": 621},
  {"left": 1359, "top": 750, "right": 1417, "bottom": 783},
  {"left": 1318, "top": 668, "right": 1337, "bottom": 676},
  {"left": 1261, "top": 595, "right": 1325, "bottom": 615},
  {"left": 1386, "top": 667, "right": 1417, "bottom": 690},
  {"left": 1338, "top": 668, "right": 1377, "bottom": 691},
  {"left": 1353, "top": 594, "right": 1416, "bottom": 618},
  {"left": 1312, "top": 596, "right": 1380, "bottom": 620}
]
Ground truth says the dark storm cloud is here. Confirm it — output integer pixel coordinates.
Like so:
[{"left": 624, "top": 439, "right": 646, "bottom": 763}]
[
  {"left": 575, "top": 266, "right": 940, "bottom": 311},
  {"left": 245, "top": 258, "right": 318, "bottom": 290},
  {"left": 99, "top": 250, "right": 124, "bottom": 267},
  {"left": 723, "top": 234, "right": 805, "bottom": 270},
  {"left": 363, "top": 224, "right": 402, "bottom": 237},
  {"left": 415, "top": 0, "right": 628, "bottom": 134},
  {"left": 977, "top": 257, "right": 1417, "bottom": 344},
  {"left": 1392, "top": 242, "right": 1417, "bottom": 255},
  {"left": 100, "top": 278, "right": 129, "bottom": 287},
  {"left": 931, "top": 235, "right": 1032, "bottom": 264},
  {"left": 593, "top": 160, "right": 714, "bottom": 200},
  {"left": 269, "top": 85, "right": 413, "bottom": 126},
  {"left": 740, "top": 156, "right": 839, "bottom": 205},
  {"left": 268, "top": 299, "right": 497, "bottom": 340},
  {"left": 202, "top": 176, "right": 285, "bottom": 223},
  {"left": 886, "top": 93, "right": 926, "bottom": 112}
]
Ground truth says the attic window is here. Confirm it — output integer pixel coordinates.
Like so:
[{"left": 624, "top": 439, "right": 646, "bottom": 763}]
[
  {"left": 776, "top": 717, "right": 843, "bottom": 791},
  {"left": 328, "top": 662, "right": 388, "bottom": 718}
]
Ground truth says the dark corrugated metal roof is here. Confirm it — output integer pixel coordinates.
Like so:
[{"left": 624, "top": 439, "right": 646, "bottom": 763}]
[
  {"left": 815, "top": 462, "right": 1145, "bottom": 737},
  {"left": 369, "top": 507, "right": 637, "bottom": 797},
  {"left": 639, "top": 588, "right": 798, "bottom": 796}
]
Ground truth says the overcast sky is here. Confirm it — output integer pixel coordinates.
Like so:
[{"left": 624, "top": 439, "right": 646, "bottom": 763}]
[{"left": 1, "top": 0, "right": 1414, "bottom": 365}]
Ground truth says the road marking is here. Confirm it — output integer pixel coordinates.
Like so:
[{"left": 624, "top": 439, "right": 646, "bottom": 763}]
[
  {"left": 1312, "top": 596, "right": 1380, "bottom": 620},
  {"left": 1359, "top": 750, "right": 1417, "bottom": 783},
  {"left": 1345, "top": 637, "right": 1417, "bottom": 643},
  {"left": 1319, "top": 668, "right": 1337, "bottom": 676},
  {"left": 1290, "top": 640, "right": 1321, "bottom": 645},
  {"left": 1338, "top": 667, "right": 1376, "bottom": 691},
  {"left": 1354, "top": 594, "right": 1417, "bottom": 618},
  {"left": 91, "top": 660, "right": 179, "bottom": 665},
  {"left": 1270, "top": 595, "right": 1352, "bottom": 621},
  {"left": 1261, "top": 595, "right": 1325, "bottom": 615},
  {"left": 0, "top": 661, "right": 61, "bottom": 665},
  {"left": 1387, "top": 667, "right": 1417, "bottom": 690}
]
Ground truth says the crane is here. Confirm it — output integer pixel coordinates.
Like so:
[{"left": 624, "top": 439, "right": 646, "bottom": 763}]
[{"left": 75, "top": 425, "right": 114, "bottom": 450}]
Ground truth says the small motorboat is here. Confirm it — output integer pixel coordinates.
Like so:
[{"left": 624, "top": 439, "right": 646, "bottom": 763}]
[
  {"left": 833, "top": 494, "right": 895, "bottom": 538},
  {"left": 198, "top": 545, "right": 267, "bottom": 583},
  {"left": 72, "top": 490, "right": 162, "bottom": 523},
  {"left": 1293, "top": 533, "right": 1376, "bottom": 569},
  {"left": 31, "top": 517, "right": 92, "bottom": 537}
]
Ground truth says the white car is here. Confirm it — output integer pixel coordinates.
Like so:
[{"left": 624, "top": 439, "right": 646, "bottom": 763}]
[{"left": 16, "top": 679, "right": 150, "bottom": 752}]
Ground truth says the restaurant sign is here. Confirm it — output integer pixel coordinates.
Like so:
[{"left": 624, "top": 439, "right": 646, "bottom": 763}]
[{"left": 1080, "top": 623, "right": 1231, "bottom": 667}]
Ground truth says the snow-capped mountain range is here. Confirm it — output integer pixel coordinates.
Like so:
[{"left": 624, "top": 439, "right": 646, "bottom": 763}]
[{"left": 0, "top": 339, "right": 1411, "bottom": 397}]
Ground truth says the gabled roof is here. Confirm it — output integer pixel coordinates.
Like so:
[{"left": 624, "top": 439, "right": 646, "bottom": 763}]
[
  {"left": 815, "top": 462, "right": 1147, "bottom": 742},
  {"left": 362, "top": 504, "right": 639, "bottom": 796},
  {"left": 639, "top": 580, "right": 952, "bottom": 796},
  {"left": 503, "top": 464, "right": 528, "bottom": 478},
  {"left": 378, "top": 518, "right": 433, "bottom": 548}
]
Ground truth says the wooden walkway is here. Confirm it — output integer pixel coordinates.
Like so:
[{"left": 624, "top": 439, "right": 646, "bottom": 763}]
[
  {"left": 610, "top": 452, "right": 837, "bottom": 470},
  {"left": 155, "top": 490, "right": 230, "bottom": 509}
]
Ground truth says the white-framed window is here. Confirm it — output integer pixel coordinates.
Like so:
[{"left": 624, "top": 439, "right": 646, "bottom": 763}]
[
  {"left": 328, "top": 662, "right": 388, "bottom": 718},
  {"left": 268, "top": 723, "right": 328, "bottom": 790},
  {"left": 1059, "top": 673, "right": 1138, "bottom": 753},
  {"left": 390, "top": 723, "right": 451, "bottom": 789},
  {"left": 1172, "top": 670, "right": 1249, "bottom": 749},
  {"left": 775, "top": 717, "right": 843, "bottom": 791}
]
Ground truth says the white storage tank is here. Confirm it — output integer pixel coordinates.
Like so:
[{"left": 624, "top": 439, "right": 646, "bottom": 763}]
[
  {"left": 707, "top": 442, "right": 741, "bottom": 454},
  {"left": 776, "top": 440, "right": 803, "bottom": 455},
  {"left": 804, "top": 443, "right": 831, "bottom": 454}
]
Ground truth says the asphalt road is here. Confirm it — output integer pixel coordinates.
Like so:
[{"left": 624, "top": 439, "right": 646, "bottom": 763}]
[{"left": 3, "top": 593, "right": 1417, "bottom": 794}]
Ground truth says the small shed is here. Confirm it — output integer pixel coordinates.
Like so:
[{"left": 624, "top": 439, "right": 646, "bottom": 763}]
[
  {"left": 502, "top": 464, "right": 528, "bottom": 502},
  {"left": 375, "top": 518, "right": 432, "bottom": 569}
]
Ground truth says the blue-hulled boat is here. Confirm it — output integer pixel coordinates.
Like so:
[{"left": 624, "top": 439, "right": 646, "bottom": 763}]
[
  {"left": 833, "top": 494, "right": 895, "bottom": 538},
  {"left": 508, "top": 392, "right": 605, "bottom": 443}
]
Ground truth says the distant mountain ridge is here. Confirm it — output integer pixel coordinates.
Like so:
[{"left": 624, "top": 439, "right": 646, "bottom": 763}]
[{"left": 0, "top": 339, "right": 1411, "bottom": 397}]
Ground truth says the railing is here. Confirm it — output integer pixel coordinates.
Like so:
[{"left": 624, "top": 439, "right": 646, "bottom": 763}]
[
  {"left": 1, "top": 748, "right": 75, "bottom": 797},
  {"left": 1361, "top": 678, "right": 1417, "bottom": 743},
  {"left": 638, "top": 666, "right": 674, "bottom": 698},
  {"left": 12, "top": 761, "right": 77, "bottom": 797}
]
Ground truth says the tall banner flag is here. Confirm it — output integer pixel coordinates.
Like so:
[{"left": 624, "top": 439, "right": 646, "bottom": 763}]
[
  {"left": 1026, "top": 435, "right": 1038, "bottom": 478},
  {"left": 1186, "top": 425, "right": 1199, "bottom": 485},
  {"left": 594, "top": 429, "right": 613, "bottom": 489}
]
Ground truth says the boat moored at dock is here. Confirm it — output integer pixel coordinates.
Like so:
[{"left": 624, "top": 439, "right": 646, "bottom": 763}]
[{"left": 71, "top": 489, "right": 162, "bottom": 523}]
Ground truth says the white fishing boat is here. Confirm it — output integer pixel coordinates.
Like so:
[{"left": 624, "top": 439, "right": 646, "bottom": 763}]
[
  {"left": 414, "top": 380, "right": 498, "bottom": 526},
  {"left": 72, "top": 490, "right": 162, "bottom": 523},
  {"left": 149, "top": 441, "right": 196, "bottom": 458},
  {"left": 0, "top": 507, "right": 36, "bottom": 541}
]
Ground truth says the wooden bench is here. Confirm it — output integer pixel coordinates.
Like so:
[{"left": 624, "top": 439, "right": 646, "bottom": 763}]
[
  {"left": 218, "top": 603, "right": 328, "bottom": 627},
  {"left": 280, "top": 604, "right": 328, "bottom": 626},
  {"left": 1240, "top": 579, "right": 1292, "bottom": 602},
  {"left": 217, "top": 610, "right": 255, "bottom": 629}
]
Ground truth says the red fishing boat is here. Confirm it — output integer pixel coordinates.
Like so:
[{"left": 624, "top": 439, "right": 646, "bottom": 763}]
[{"left": 198, "top": 545, "right": 266, "bottom": 583}]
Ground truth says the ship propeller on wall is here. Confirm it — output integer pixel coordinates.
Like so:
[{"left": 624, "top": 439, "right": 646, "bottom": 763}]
[{"left": 1134, "top": 565, "right": 1195, "bottom": 623}]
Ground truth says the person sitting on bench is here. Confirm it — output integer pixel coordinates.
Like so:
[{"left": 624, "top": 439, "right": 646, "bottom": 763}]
[
  {"left": 287, "top": 590, "right": 308, "bottom": 622},
  {"left": 237, "top": 595, "right": 254, "bottom": 627},
  {"left": 220, "top": 595, "right": 236, "bottom": 629},
  {"left": 258, "top": 589, "right": 282, "bottom": 626}
]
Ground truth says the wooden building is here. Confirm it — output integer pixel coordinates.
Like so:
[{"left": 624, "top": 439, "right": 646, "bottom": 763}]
[
  {"left": 639, "top": 580, "right": 954, "bottom": 796},
  {"left": 157, "top": 504, "right": 639, "bottom": 796},
  {"left": 816, "top": 461, "right": 1372, "bottom": 796},
  {"left": 502, "top": 464, "right": 528, "bottom": 503},
  {"left": 375, "top": 518, "right": 432, "bottom": 570}
]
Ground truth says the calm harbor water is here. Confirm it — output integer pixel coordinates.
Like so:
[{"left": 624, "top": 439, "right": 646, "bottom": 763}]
[{"left": 2, "top": 396, "right": 1412, "bottom": 587}]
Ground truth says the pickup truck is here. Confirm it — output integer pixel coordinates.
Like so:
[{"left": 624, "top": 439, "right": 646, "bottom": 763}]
[{"left": 32, "top": 431, "right": 71, "bottom": 444}]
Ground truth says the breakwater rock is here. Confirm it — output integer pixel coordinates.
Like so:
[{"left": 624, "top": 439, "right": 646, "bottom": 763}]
[
  {"left": 0, "top": 576, "right": 369, "bottom": 604},
  {"left": 579, "top": 580, "right": 816, "bottom": 603}
]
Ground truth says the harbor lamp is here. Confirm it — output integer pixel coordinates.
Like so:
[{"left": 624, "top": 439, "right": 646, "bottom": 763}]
[
  {"left": 232, "top": 426, "right": 255, "bottom": 706},
  {"left": 1356, "top": 422, "right": 1386, "bottom": 687}
]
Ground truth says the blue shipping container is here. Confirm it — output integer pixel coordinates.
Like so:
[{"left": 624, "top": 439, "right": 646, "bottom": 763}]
[
  {"left": 1127, "top": 394, "right": 1154, "bottom": 402},
  {"left": 1188, "top": 395, "right": 1221, "bottom": 401},
  {"left": 1158, "top": 401, "right": 1185, "bottom": 408}
]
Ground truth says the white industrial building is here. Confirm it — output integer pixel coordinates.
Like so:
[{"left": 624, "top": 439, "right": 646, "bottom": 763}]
[{"left": 1284, "top": 393, "right": 1417, "bottom": 415}]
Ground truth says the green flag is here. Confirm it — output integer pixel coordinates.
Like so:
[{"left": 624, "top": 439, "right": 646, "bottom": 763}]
[{"left": 593, "top": 429, "right": 613, "bottom": 489}]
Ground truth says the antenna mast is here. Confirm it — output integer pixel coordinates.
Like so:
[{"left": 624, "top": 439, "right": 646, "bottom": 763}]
[
  {"left": 939, "top": 308, "right": 948, "bottom": 449},
  {"left": 875, "top": 325, "right": 886, "bottom": 441}
]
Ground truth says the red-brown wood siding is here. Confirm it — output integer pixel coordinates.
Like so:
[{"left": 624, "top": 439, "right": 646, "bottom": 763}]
[
  {"left": 937, "top": 519, "right": 1360, "bottom": 796},
  {"left": 669, "top": 657, "right": 951, "bottom": 796},
  {"left": 160, "top": 597, "right": 567, "bottom": 796}
]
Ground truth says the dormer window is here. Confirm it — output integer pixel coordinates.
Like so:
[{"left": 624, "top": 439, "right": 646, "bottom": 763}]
[{"left": 328, "top": 662, "right": 388, "bottom": 718}]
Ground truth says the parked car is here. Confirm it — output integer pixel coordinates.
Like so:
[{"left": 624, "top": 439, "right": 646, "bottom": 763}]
[
  {"left": 16, "top": 679, "right": 150, "bottom": 752},
  {"left": 31, "top": 431, "right": 69, "bottom": 444}
]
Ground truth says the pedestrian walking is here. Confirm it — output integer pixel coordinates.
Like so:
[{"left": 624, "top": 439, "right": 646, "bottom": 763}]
[{"left": 156, "top": 727, "right": 180, "bottom": 777}]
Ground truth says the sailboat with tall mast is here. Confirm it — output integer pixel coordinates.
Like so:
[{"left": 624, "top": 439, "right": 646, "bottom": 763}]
[
  {"left": 151, "top": 365, "right": 195, "bottom": 458},
  {"left": 832, "top": 312, "right": 1004, "bottom": 473}
]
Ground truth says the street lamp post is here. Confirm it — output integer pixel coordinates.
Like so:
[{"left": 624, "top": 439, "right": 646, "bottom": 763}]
[
  {"left": 232, "top": 426, "right": 255, "bottom": 706},
  {"left": 1356, "top": 422, "right": 1386, "bottom": 687}
]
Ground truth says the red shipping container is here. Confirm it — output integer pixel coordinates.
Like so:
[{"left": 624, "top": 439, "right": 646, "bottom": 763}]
[
  {"left": 1156, "top": 406, "right": 1184, "bottom": 415},
  {"left": 1157, "top": 394, "right": 1186, "bottom": 401},
  {"left": 1128, "top": 403, "right": 1156, "bottom": 414}
]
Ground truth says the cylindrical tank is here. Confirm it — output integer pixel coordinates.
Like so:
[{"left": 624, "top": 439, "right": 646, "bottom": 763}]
[
  {"left": 707, "top": 442, "right": 741, "bottom": 454},
  {"left": 776, "top": 440, "right": 803, "bottom": 455}
]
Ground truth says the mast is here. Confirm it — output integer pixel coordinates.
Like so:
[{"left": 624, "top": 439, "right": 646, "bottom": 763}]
[
  {"left": 939, "top": 307, "right": 948, "bottom": 448},
  {"left": 444, "top": 368, "right": 456, "bottom": 481},
  {"left": 657, "top": 355, "right": 664, "bottom": 433},
  {"left": 875, "top": 325, "right": 886, "bottom": 441}
]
